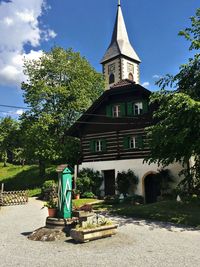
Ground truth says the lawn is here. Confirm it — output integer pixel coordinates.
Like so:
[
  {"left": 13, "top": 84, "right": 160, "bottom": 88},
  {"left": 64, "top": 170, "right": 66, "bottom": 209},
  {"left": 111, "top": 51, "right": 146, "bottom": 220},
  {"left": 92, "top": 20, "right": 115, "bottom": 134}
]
[
  {"left": 73, "top": 198, "right": 102, "bottom": 208},
  {"left": 92, "top": 200, "right": 200, "bottom": 227},
  {"left": 0, "top": 162, "right": 57, "bottom": 196}
]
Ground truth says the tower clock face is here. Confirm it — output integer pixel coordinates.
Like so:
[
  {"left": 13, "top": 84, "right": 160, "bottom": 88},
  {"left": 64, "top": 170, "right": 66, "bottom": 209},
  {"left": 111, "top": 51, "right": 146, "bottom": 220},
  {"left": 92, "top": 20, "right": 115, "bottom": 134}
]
[
  {"left": 127, "top": 62, "right": 134, "bottom": 74},
  {"left": 108, "top": 63, "right": 115, "bottom": 74}
]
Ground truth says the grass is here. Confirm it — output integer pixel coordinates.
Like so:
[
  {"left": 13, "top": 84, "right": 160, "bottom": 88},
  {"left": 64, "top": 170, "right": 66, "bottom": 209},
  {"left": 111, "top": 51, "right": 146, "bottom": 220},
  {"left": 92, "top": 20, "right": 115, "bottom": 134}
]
[
  {"left": 92, "top": 200, "right": 200, "bottom": 227},
  {"left": 0, "top": 162, "right": 57, "bottom": 197},
  {"left": 73, "top": 198, "right": 102, "bottom": 208}
]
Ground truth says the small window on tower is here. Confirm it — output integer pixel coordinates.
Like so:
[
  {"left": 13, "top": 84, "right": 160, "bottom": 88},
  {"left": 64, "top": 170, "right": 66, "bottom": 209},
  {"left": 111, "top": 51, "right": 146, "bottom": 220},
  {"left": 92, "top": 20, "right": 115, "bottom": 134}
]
[
  {"left": 109, "top": 73, "right": 115, "bottom": 84},
  {"left": 128, "top": 73, "right": 133, "bottom": 81}
]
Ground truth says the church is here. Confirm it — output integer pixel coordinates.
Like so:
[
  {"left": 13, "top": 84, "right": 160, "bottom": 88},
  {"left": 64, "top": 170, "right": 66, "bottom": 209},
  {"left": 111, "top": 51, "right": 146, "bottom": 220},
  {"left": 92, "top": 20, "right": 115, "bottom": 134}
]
[{"left": 67, "top": 1, "right": 183, "bottom": 202}]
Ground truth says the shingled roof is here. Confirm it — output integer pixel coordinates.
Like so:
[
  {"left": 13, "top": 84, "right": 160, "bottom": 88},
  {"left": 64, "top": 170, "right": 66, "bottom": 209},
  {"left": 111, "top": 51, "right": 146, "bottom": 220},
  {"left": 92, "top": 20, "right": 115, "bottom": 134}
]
[{"left": 101, "top": 3, "right": 141, "bottom": 64}]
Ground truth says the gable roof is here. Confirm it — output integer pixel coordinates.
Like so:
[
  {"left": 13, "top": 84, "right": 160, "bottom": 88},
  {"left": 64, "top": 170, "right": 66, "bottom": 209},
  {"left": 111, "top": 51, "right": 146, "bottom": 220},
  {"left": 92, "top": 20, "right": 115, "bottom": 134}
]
[
  {"left": 101, "top": 3, "right": 141, "bottom": 64},
  {"left": 67, "top": 79, "right": 151, "bottom": 137}
]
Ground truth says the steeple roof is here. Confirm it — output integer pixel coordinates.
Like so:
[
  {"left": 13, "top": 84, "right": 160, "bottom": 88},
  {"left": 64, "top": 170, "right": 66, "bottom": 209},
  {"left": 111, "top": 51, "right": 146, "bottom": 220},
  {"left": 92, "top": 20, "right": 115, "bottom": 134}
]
[{"left": 101, "top": 2, "right": 141, "bottom": 64}]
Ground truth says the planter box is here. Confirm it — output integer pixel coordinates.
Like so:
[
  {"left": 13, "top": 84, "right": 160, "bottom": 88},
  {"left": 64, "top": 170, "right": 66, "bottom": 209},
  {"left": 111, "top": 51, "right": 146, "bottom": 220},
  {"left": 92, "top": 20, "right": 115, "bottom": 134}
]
[{"left": 70, "top": 224, "right": 118, "bottom": 243}]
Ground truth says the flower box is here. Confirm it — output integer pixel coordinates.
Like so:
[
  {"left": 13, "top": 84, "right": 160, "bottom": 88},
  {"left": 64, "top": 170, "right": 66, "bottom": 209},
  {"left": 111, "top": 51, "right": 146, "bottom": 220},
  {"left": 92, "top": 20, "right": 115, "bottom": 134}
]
[{"left": 70, "top": 224, "right": 118, "bottom": 243}]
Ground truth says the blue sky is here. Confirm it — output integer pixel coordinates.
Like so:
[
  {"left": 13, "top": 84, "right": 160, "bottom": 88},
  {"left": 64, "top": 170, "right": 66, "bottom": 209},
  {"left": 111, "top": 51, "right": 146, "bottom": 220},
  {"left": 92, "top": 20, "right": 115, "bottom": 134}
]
[{"left": 0, "top": 0, "right": 199, "bottom": 118}]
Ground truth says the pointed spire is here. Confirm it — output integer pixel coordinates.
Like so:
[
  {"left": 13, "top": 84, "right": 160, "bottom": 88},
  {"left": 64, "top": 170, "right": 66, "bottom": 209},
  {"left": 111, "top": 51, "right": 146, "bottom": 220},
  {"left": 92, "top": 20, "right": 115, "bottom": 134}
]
[{"left": 101, "top": 2, "right": 141, "bottom": 63}]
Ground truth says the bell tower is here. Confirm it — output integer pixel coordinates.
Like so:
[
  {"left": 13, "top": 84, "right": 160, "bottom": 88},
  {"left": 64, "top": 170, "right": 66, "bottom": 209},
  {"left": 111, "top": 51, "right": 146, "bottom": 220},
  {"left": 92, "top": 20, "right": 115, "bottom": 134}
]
[{"left": 101, "top": 0, "right": 141, "bottom": 89}]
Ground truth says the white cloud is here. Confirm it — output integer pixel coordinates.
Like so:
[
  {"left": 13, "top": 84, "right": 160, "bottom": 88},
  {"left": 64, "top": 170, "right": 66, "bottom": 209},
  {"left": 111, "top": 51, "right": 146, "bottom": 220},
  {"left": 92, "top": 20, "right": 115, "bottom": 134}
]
[
  {"left": 15, "top": 109, "right": 24, "bottom": 115},
  {"left": 153, "top": 74, "right": 161, "bottom": 79},
  {"left": 0, "top": 0, "right": 56, "bottom": 86},
  {"left": 142, "top": 82, "right": 150, "bottom": 88}
]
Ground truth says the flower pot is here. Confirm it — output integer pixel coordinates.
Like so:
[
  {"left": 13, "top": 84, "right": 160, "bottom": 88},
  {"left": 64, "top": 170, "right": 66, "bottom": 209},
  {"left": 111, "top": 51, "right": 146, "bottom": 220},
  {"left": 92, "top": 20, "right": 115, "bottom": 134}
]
[
  {"left": 48, "top": 208, "right": 57, "bottom": 218},
  {"left": 74, "top": 194, "right": 80, "bottom": 200},
  {"left": 70, "top": 224, "right": 118, "bottom": 243}
]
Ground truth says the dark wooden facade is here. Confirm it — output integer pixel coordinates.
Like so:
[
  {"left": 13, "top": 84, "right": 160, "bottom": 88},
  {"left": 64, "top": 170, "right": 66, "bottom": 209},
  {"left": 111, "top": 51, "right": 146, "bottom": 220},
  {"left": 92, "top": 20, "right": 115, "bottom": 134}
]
[{"left": 67, "top": 80, "right": 153, "bottom": 163}]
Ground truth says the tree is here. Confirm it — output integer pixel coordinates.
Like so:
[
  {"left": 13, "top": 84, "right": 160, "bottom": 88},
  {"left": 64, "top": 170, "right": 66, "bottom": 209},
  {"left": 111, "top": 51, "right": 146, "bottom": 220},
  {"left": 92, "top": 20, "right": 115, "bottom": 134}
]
[
  {"left": 21, "top": 47, "right": 104, "bottom": 178},
  {"left": 0, "top": 117, "right": 20, "bottom": 167},
  {"left": 146, "top": 8, "right": 200, "bottom": 192}
]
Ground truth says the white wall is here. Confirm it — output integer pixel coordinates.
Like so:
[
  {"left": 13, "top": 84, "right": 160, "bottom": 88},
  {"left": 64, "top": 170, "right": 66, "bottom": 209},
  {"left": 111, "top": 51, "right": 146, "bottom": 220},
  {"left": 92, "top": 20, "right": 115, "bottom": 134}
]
[
  {"left": 121, "top": 58, "right": 140, "bottom": 84},
  {"left": 78, "top": 159, "right": 184, "bottom": 197}
]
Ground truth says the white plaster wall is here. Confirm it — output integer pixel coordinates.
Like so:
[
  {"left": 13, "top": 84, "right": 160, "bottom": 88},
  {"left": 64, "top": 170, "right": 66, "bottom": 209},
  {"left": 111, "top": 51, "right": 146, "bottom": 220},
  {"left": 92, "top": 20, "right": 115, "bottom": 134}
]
[
  {"left": 78, "top": 159, "right": 184, "bottom": 197},
  {"left": 121, "top": 58, "right": 140, "bottom": 84}
]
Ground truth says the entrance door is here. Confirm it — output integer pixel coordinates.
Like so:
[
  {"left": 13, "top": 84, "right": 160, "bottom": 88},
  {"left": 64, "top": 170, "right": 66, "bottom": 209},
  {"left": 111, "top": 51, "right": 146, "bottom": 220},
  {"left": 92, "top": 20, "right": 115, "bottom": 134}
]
[
  {"left": 144, "top": 174, "right": 161, "bottom": 204},
  {"left": 104, "top": 170, "right": 115, "bottom": 196}
]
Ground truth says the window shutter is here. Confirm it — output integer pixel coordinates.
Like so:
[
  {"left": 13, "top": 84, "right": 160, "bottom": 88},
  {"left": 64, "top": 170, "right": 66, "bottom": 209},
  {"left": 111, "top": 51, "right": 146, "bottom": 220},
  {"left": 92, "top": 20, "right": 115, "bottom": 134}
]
[
  {"left": 142, "top": 100, "right": 148, "bottom": 114},
  {"left": 120, "top": 103, "right": 126, "bottom": 117},
  {"left": 102, "top": 139, "right": 107, "bottom": 152},
  {"left": 127, "top": 102, "right": 133, "bottom": 116},
  {"left": 106, "top": 105, "right": 112, "bottom": 117},
  {"left": 136, "top": 136, "right": 144, "bottom": 149},
  {"left": 123, "top": 136, "right": 130, "bottom": 149},
  {"left": 90, "top": 140, "right": 96, "bottom": 152}
]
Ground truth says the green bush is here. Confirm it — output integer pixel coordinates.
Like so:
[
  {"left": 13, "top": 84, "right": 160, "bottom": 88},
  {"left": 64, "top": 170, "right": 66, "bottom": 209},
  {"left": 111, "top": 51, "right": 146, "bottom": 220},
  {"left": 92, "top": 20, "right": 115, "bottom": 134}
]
[
  {"left": 116, "top": 169, "right": 139, "bottom": 196},
  {"left": 82, "top": 191, "right": 95, "bottom": 198},
  {"left": 76, "top": 168, "right": 103, "bottom": 196},
  {"left": 41, "top": 179, "right": 58, "bottom": 200},
  {"left": 42, "top": 180, "right": 57, "bottom": 190}
]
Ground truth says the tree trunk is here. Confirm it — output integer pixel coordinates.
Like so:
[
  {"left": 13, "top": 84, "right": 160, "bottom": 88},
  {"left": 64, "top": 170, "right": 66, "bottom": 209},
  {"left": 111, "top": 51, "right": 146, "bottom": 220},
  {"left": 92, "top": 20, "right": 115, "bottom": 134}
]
[
  {"left": 39, "top": 160, "right": 46, "bottom": 179},
  {"left": 3, "top": 150, "right": 8, "bottom": 167}
]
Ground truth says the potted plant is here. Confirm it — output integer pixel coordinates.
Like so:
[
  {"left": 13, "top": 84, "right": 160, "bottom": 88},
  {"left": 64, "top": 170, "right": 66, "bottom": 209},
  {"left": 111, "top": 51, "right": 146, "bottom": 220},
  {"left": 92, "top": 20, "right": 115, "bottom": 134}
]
[
  {"left": 44, "top": 198, "right": 58, "bottom": 217},
  {"left": 70, "top": 216, "right": 118, "bottom": 243},
  {"left": 73, "top": 189, "right": 80, "bottom": 200}
]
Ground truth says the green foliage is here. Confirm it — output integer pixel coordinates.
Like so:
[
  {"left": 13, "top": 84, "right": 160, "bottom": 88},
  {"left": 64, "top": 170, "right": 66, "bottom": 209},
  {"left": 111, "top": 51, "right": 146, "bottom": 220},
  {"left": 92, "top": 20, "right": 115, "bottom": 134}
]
[
  {"left": 42, "top": 180, "right": 57, "bottom": 190},
  {"left": 0, "top": 162, "right": 57, "bottom": 192},
  {"left": 0, "top": 117, "right": 20, "bottom": 166},
  {"left": 44, "top": 198, "right": 57, "bottom": 208},
  {"left": 76, "top": 168, "right": 103, "bottom": 196},
  {"left": 116, "top": 169, "right": 139, "bottom": 196},
  {"left": 20, "top": 47, "right": 104, "bottom": 177},
  {"left": 82, "top": 191, "right": 95, "bottom": 199},
  {"left": 146, "top": 8, "right": 200, "bottom": 193}
]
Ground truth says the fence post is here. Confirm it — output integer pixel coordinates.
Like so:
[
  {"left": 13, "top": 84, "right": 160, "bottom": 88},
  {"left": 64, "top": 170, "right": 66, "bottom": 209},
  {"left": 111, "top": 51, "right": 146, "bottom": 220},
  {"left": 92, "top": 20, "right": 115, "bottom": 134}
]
[{"left": 1, "top": 183, "right": 4, "bottom": 193}]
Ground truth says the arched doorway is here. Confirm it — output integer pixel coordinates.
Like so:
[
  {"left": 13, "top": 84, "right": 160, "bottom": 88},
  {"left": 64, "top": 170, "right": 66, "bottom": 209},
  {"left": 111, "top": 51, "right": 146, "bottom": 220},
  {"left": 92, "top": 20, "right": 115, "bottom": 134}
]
[{"left": 144, "top": 173, "right": 161, "bottom": 204}]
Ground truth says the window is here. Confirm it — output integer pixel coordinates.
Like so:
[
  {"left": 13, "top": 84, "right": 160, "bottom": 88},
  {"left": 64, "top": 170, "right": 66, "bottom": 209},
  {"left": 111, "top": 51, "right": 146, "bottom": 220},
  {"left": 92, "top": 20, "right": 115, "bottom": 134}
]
[
  {"left": 133, "top": 102, "right": 143, "bottom": 115},
  {"left": 112, "top": 105, "right": 121, "bottom": 117},
  {"left": 96, "top": 140, "right": 103, "bottom": 152},
  {"left": 90, "top": 139, "right": 107, "bottom": 153},
  {"left": 123, "top": 135, "right": 144, "bottom": 150},
  {"left": 129, "top": 136, "right": 136, "bottom": 149},
  {"left": 109, "top": 73, "right": 115, "bottom": 84},
  {"left": 127, "top": 100, "right": 148, "bottom": 116},
  {"left": 106, "top": 103, "right": 125, "bottom": 117},
  {"left": 128, "top": 73, "right": 133, "bottom": 81}
]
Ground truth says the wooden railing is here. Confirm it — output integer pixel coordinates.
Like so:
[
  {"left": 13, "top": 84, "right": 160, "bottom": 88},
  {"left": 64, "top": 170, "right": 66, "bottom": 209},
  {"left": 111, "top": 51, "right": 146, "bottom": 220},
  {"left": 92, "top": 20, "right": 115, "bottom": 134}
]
[{"left": 0, "top": 190, "right": 28, "bottom": 206}]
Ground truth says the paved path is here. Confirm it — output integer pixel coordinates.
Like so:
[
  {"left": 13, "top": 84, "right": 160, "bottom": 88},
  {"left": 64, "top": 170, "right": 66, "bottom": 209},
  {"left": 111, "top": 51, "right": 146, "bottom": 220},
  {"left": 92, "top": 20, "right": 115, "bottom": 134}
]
[{"left": 0, "top": 198, "right": 200, "bottom": 267}]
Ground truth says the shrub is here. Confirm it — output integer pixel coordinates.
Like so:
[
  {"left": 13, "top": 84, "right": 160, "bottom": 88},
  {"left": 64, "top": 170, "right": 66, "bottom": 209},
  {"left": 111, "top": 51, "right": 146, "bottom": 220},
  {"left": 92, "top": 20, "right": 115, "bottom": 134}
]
[
  {"left": 82, "top": 191, "right": 95, "bottom": 198},
  {"left": 41, "top": 179, "right": 58, "bottom": 200},
  {"left": 76, "top": 168, "right": 103, "bottom": 196},
  {"left": 116, "top": 169, "right": 139, "bottom": 196}
]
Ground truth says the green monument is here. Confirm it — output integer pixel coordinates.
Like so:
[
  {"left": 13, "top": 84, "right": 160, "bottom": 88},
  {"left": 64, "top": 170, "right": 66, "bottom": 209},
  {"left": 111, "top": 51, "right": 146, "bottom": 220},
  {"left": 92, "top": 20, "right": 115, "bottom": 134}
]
[{"left": 56, "top": 165, "right": 73, "bottom": 219}]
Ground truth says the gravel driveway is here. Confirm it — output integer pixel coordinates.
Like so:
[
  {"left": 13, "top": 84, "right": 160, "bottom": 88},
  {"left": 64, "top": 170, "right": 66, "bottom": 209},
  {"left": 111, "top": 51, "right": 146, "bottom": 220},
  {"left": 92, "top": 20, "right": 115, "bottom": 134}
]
[{"left": 0, "top": 198, "right": 200, "bottom": 267}]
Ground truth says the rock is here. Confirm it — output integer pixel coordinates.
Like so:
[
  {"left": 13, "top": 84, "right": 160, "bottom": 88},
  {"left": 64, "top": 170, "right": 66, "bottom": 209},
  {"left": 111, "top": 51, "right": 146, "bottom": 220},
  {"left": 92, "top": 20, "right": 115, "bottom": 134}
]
[{"left": 28, "top": 227, "right": 66, "bottom": 241}]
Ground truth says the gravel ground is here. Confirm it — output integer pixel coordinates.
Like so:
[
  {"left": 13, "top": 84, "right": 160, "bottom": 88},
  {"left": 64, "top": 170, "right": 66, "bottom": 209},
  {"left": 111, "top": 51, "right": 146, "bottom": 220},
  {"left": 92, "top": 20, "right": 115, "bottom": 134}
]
[{"left": 0, "top": 198, "right": 200, "bottom": 267}]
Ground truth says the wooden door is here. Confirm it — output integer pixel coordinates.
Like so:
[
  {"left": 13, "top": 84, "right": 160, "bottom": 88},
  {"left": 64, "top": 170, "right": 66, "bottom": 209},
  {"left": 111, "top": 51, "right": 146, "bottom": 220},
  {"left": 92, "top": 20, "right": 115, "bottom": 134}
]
[{"left": 104, "top": 170, "right": 115, "bottom": 196}]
